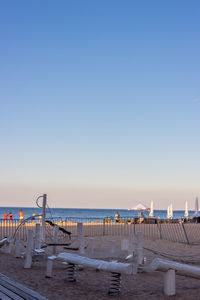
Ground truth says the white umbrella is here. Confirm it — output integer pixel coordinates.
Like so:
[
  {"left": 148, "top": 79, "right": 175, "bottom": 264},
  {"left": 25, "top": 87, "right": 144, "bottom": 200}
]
[
  {"left": 194, "top": 197, "right": 199, "bottom": 217},
  {"left": 149, "top": 201, "right": 154, "bottom": 218},
  {"left": 184, "top": 201, "right": 189, "bottom": 218},
  {"left": 167, "top": 205, "right": 170, "bottom": 219},
  {"left": 170, "top": 203, "right": 173, "bottom": 219},
  {"left": 167, "top": 204, "right": 173, "bottom": 219}
]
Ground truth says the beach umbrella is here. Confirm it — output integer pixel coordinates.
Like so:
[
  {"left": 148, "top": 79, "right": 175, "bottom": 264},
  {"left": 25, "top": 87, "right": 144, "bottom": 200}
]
[
  {"left": 149, "top": 201, "right": 154, "bottom": 218},
  {"left": 184, "top": 201, "right": 189, "bottom": 218},
  {"left": 194, "top": 197, "right": 199, "bottom": 217},
  {"left": 167, "top": 205, "right": 170, "bottom": 219},
  {"left": 170, "top": 203, "right": 173, "bottom": 219},
  {"left": 167, "top": 204, "right": 173, "bottom": 219}
]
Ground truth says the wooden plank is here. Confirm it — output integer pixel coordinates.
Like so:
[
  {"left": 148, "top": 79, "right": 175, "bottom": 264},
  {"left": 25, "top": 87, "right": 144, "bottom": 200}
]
[
  {"left": 0, "top": 284, "right": 23, "bottom": 300},
  {"left": 0, "top": 273, "right": 48, "bottom": 300},
  {"left": 0, "top": 279, "right": 35, "bottom": 300},
  {"left": 0, "top": 290, "right": 13, "bottom": 300}
]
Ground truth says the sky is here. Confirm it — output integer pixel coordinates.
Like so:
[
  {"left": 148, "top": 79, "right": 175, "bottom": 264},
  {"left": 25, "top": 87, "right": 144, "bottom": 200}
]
[{"left": 0, "top": 0, "right": 200, "bottom": 209}]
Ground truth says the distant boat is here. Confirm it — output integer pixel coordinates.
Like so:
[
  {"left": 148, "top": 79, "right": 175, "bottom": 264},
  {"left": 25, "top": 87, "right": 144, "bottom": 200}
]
[{"left": 128, "top": 203, "right": 150, "bottom": 212}]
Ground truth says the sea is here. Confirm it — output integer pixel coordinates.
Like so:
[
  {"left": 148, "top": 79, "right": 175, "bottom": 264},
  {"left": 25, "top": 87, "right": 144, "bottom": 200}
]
[{"left": 0, "top": 207, "right": 194, "bottom": 221}]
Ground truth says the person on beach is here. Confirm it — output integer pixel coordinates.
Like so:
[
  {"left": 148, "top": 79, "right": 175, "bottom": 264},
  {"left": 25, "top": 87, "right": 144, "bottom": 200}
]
[
  {"left": 140, "top": 212, "right": 145, "bottom": 223},
  {"left": 19, "top": 210, "right": 24, "bottom": 222},
  {"left": 9, "top": 212, "right": 13, "bottom": 223},
  {"left": 115, "top": 212, "right": 120, "bottom": 222},
  {"left": 32, "top": 212, "right": 36, "bottom": 222},
  {"left": 4, "top": 212, "right": 8, "bottom": 223}
]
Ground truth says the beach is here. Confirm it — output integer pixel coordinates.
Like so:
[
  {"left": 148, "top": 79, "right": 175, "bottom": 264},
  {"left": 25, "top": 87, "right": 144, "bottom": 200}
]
[{"left": 1, "top": 234, "right": 200, "bottom": 299}]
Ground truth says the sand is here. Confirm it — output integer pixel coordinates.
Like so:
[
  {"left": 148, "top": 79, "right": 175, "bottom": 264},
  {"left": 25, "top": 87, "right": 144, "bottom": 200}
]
[{"left": 1, "top": 236, "right": 200, "bottom": 299}]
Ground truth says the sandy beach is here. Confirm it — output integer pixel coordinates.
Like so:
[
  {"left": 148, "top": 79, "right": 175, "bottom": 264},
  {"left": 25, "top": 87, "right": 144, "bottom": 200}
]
[{"left": 1, "top": 235, "right": 200, "bottom": 300}]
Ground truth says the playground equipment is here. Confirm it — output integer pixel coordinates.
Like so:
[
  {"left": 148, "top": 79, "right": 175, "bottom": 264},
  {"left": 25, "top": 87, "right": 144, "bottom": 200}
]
[
  {"left": 46, "top": 252, "right": 137, "bottom": 295},
  {"left": 0, "top": 237, "right": 13, "bottom": 254},
  {"left": 141, "top": 257, "right": 200, "bottom": 296}
]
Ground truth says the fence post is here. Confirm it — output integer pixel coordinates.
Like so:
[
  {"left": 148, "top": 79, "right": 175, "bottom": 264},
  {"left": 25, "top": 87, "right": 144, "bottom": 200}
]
[
  {"left": 24, "top": 230, "right": 34, "bottom": 269},
  {"left": 14, "top": 239, "right": 22, "bottom": 258},
  {"left": 52, "top": 225, "right": 59, "bottom": 255},
  {"left": 89, "top": 237, "right": 95, "bottom": 257},
  {"left": 110, "top": 240, "right": 116, "bottom": 256},
  {"left": 164, "top": 269, "right": 176, "bottom": 296},
  {"left": 128, "top": 234, "right": 135, "bottom": 255},
  {"left": 35, "top": 223, "right": 41, "bottom": 249},
  {"left": 182, "top": 223, "right": 190, "bottom": 244},
  {"left": 103, "top": 218, "right": 105, "bottom": 236},
  {"left": 157, "top": 219, "right": 162, "bottom": 239},
  {"left": 41, "top": 194, "right": 47, "bottom": 243},
  {"left": 77, "top": 223, "right": 85, "bottom": 254},
  {"left": 136, "top": 231, "right": 143, "bottom": 265}
]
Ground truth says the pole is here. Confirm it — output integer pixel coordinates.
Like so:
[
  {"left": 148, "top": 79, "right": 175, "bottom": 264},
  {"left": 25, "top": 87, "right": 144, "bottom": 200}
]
[{"left": 42, "top": 194, "right": 47, "bottom": 243}]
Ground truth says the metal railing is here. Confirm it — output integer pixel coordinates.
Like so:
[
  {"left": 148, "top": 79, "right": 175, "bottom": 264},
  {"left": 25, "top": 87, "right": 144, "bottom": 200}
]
[{"left": 0, "top": 217, "right": 200, "bottom": 245}]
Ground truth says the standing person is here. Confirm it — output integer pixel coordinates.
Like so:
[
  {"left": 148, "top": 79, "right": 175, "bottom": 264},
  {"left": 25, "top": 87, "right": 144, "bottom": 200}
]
[
  {"left": 19, "top": 210, "right": 24, "bottom": 223},
  {"left": 9, "top": 212, "right": 13, "bottom": 223},
  {"left": 32, "top": 212, "right": 36, "bottom": 223},
  {"left": 4, "top": 212, "right": 8, "bottom": 223},
  {"left": 115, "top": 211, "right": 120, "bottom": 222}
]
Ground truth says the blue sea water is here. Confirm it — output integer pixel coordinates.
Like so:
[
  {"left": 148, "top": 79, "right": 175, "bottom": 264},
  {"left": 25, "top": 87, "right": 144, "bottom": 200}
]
[{"left": 0, "top": 206, "right": 195, "bottom": 221}]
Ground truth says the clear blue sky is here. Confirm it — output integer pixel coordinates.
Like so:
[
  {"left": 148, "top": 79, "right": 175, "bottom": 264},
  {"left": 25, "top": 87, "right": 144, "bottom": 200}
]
[{"left": 0, "top": 0, "right": 200, "bottom": 209}]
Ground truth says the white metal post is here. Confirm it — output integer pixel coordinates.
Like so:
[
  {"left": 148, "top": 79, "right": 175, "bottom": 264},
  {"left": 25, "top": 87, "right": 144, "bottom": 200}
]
[
  {"left": 41, "top": 194, "right": 47, "bottom": 243},
  {"left": 77, "top": 223, "right": 85, "bottom": 255},
  {"left": 121, "top": 239, "right": 129, "bottom": 251},
  {"left": 14, "top": 239, "right": 22, "bottom": 258},
  {"left": 164, "top": 269, "right": 176, "bottom": 296},
  {"left": 89, "top": 237, "right": 95, "bottom": 257},
  {"left": 110, "top": 240, "right": 116, "bottom": 256},
  {"left": 136, "top": 231, "right": 143, "bottom": 265},
  {"left": 35, "top": 223, "right": 41, "bottom": 249},
  {"left": 52, "top": 225, "right": 59, "bottom": 255},
  {"left": 128, "top": 234, "right": 135, "bottom": 255},
  {"left": 24, "top": 230, "right": 34, "bottom": 269}
]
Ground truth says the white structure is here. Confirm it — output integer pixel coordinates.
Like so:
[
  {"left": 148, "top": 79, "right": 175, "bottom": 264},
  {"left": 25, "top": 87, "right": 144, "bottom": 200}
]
[
  {"left": 184, "top": 201, "right": 189, "bottom": 218},
  {"left": 149, "top": 201, "right": 154, "bottom": 218},
  {"left": 77, "top": 223, "right": 85, "bottom": 255},
  {"left": 24, "top": 228, "right": 45, "bottom": 269},
  {"left": 170, "top": 203, "right": 173, "bottom": 219},
  {"left": 24, "top": 230, "right": 34, "bottom": 269},
  {"left": 0, "top": 237, "right": 13, "bottom": 254},
  {"left": 128, "top": 203, "right": 150, "bottom": 212},
  {"left": 14, "top": 239, "right": 23, "bottom": 258},
  {"left": 167, "top": 206, "right": 170, "bottom": 219},
  {"left": 142, "top": 258, "right": 200, "bottom": 296},
  {"left": 46, "top": 252, "right": 137, "bottom": 277},
  {"left": 151, "top": 258, "right": 200, "bottom": 279},
  {"left": 167, "top": 204, "right": 173, "bottom": 219},
  {"left": 35, "top": 223, "right": 41, "bottom": 249},
  {"left": 136, "top": 232, "right": 143, "bottom": 265}
]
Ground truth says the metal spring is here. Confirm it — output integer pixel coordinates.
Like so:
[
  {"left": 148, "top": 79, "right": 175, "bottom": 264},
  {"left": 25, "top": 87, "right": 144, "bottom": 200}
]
[
  {"left": 108, "top": 272, "right": 121, "bottom": 295},
  {"left": 65, "top": 263, "right": 76, "bottom": 282}
]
